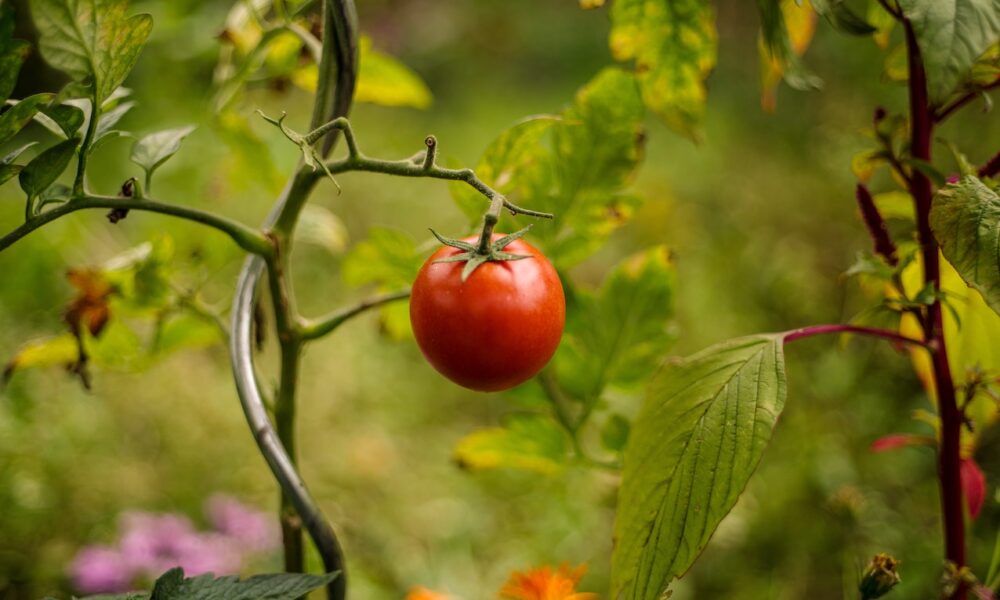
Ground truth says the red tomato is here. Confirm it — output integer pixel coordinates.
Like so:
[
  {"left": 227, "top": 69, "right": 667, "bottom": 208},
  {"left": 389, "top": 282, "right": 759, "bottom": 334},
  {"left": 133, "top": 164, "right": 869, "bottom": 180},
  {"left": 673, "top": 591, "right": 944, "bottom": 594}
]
[{"left": 409, "top": 235, "right": 565, "bottom": 392}]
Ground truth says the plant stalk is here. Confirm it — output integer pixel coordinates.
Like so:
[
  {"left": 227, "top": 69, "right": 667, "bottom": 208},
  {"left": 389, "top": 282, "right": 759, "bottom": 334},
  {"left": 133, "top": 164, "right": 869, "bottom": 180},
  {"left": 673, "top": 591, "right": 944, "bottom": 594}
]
[{"left": 904, "top": 20, "right": 966, "bottom": 598}]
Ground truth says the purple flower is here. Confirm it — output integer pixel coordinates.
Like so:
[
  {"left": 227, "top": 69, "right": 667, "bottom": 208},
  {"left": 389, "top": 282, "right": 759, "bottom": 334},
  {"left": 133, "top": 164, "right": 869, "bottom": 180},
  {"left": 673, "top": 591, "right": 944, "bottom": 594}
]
[
  {"left": 69, "top": 545, "right": 133, "bottom": 594},
  {"left": 206, "top": 494, "right": 280, "bottom": 553},
  {"left": 118, "top": 511, "right": 201, "bottom": 576}
]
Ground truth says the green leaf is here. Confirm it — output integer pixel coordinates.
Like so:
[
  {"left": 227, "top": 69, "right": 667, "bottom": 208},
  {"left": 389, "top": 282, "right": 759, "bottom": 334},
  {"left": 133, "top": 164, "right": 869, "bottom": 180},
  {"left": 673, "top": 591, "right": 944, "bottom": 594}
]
[
  {"left": 38, "top": 103, "right": 86, "bottom": 138},
  {"left": 355, "top": 35, "right": 432, "bottom": 109},
  {"left": 612, "top": 334, "right": 787, "bottom": 599},
  {"left": 342, "top": 228, "right": 422, "bottom": 339},
  {"left": 18, "top": 138, "right": 77, "bottom": 199},
  {"left": 930, "top": 175, "right": 1000, "bottom": 316},
  {"left": 812, "top": 0, "right": 877, "bottom": 35},
  {"left": 609, "top": 0, "right": 717, "bottom": 140},
  {"left": 129, "top": 125, "right": 195, "bottom": 180},
  {"left": 899, "top": 0, "right": 1000, "bottom": 103},
  {"left": 0, "top": 93, "right": 54, "bottom": 144},
  {"left": 458, "top": 68, "right": 645, "bottom": 268},
  {"left": 454, "top": 414, "right": 569, "bottom": 474},
  {"left": 450, "top": 115, "right": 560, "bottom": 222},
  {"left": 29, "top": 0, "right": 153, "bottom": 103},
  {"left": 757, "top": 0, "right": 823, "bottom": 112},
  {"left": 0, "top": 40, "right": 30, "bottom": 105},
  {"left": 94, "top": 100, "right": 134, "bottom": 140},
  {"left": 601, "top": 413, "right": 631, "bottom": 453},
  {"left": 0, "top": 141, "right": 36, "bottom": 185},
  {"left": 145, "top": 567, "right": 338, "bottom": 600},
  {"left": 557, "top": 246, "right": 675, "bottom": 401}
]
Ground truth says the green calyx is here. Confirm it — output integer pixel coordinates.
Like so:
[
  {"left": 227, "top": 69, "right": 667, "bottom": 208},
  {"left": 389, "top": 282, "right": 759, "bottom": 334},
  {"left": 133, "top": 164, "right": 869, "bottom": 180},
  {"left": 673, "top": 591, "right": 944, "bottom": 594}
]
[{"left": 430, "top": 226, "right": 534, "bottom": 281}]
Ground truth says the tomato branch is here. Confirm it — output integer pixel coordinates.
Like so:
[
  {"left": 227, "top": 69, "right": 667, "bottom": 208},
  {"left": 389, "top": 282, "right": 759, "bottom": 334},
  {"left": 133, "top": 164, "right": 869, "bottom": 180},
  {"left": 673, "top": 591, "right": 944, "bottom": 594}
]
[
  {"left": 299, "top": 289, "right": 411, "bottom": 341},
  {"left": 0, "top": 194, "right": 274, "bottom": 257},
  {"left": 782, "top": 324, "right": 928, "bottom": 348}
]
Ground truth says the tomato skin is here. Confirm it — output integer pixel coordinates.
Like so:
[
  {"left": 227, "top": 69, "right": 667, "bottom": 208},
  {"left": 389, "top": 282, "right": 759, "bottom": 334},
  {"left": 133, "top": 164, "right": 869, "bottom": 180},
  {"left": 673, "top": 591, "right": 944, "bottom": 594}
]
[{"left": 409, "top": 235, "right": 565, "bottom": 392}]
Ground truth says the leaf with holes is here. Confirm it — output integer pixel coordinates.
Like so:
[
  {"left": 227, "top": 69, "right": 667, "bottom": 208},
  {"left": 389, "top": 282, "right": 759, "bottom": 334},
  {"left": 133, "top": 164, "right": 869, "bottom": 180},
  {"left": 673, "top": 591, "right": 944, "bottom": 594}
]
[
  {"left": 930, "top": 176, "right": 1000, "bottom": 316},
  {"left": 29, "top": 0, "right": 153, "bottom": 103},
  {"left": 612, "top": 334, "right": 787, "bottom": 600}
]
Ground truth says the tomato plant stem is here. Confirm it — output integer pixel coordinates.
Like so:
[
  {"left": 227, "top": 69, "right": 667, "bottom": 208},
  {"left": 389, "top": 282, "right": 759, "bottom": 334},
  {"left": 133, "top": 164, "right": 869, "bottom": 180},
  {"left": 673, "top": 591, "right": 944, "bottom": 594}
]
[
  {"left": 72, "top": 92, "right": 100, "bottom": 195},
  {"left": 904, "top": 19, "right": 967, "bottom": 598},
  {"left": 300, "top": 289, "right": 411, "bottom": 341}
]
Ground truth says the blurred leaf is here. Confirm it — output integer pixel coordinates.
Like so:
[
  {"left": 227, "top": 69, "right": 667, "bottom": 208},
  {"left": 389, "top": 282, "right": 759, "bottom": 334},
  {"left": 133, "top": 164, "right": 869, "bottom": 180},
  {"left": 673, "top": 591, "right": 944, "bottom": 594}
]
[
  {"left": 612, "top": 334, "right": 787, "bottom": 600},
  {"left": 18, "top": 138, "right": 77, "bottom": 200},
  {"left": 343, "top": 228, "right": 422, "bottom": 339},
  {"left": 0, "top": 93, "right": 54, "bottom": 144},
  {"left": 870, "top": 433, "right": 936, "bottom": 452},
  {"left": 883, "top": 42, "right": 909, "bottom": 81},
  {"left": 0, "top": 141, "right": 35, "bottom": 185},
  {"left": 3, "top": 334, "right": 79, "bottom": 383},
  {"left": 153, "top": 312, "right": 221, "bottom": 355},
  {"left": 214, "top": 110, "right": 282, "bottom": 192},
  {"left": 867, "top": 0, "right": 897, "bottom": 47},
  {"left": 449, "top": 115, "right": 560, "bottom": 222},
  {"left": 130, "top": 125, "right": 196, "bottom": 182},
  {"left": 930, "top": 176, "right": 1000, "bottom": 316},
  {"left": 759, "top": 0, "right": 821, "bottom": 112},
  {"left": 102, "top": 237, "right": 175, "bottom": 312},
  {"left": 29, "top": 0, "right": 153, "bottom": 103},
  {"left": 609, "top": 0, "right": 716, "bottom": 140},
  {"left": 557, "top": 246, "right": 675, "bottom": 401},
  {"left": 898, "top": 0, "right": 1000, "bottom": 103},
  {"left": 0, "top": 39, "right": 30, "bottom": 106},
  {"left": 960, "top": 458, "right": 986, "bottom": 518},
  {"left": 454, "top": 414, "right": 568, "bottom": 474},
  {"left": 873, "top": 190, "right": 915, "bottom": 220},
  {"left": 600, "top": 413, "right": 631, "bottom": 453},
  {"left": 293, "top": 35, "right": 432, "bottom": 109},
  {"left": 38, "top": 103, "right": 85, "bottom": 138},
  {"left": 296, "top": 204, "right": 349, "bottom": 254},
  {"left": 811, "top": 0, "right": 877, "bottom": 34},
  {"left": 65, "top": 268, "right": 113, "bottom": 337}
]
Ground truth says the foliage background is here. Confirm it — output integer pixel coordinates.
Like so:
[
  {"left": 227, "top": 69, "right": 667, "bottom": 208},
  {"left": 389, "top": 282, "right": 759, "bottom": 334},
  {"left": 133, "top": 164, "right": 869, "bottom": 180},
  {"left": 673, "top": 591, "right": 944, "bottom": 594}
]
[{"left": 0, "top": 0, "right": 998, "bottom": 598}]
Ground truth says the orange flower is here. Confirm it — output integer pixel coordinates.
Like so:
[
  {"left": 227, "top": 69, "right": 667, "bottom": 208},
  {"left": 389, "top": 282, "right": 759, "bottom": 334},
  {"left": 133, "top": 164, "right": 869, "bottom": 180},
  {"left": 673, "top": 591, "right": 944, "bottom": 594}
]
[
  {"left": 498, "top": 563, "right": 597, "bottom": 600},
  {"left": 405, "top": 586, "right": 451, "bottom": 600}
]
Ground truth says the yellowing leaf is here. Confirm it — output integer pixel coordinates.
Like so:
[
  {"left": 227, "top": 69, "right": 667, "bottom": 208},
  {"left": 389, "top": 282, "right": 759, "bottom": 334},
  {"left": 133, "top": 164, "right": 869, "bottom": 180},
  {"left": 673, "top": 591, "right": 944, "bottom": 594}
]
[
  {"left": 293, "top": 36, "right": 432, "bottom": 109},
  {"left": 453, "top": 414, "right": 568, "bottom": 474},
  {"left": 609, "top": 0, "right": 717, "bottom": 140},
  {"left": 3, "top": 334, "right": 79, "bottom": 382},
  {"left": 759, "top": 0, "right": 819, "bottom": 112}
]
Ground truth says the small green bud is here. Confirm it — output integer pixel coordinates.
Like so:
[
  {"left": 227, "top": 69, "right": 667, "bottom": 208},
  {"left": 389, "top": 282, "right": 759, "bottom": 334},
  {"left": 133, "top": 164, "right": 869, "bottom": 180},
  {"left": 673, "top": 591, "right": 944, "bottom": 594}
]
[{"left": 859, "top": 553, "right": 901, "bottom": 599}]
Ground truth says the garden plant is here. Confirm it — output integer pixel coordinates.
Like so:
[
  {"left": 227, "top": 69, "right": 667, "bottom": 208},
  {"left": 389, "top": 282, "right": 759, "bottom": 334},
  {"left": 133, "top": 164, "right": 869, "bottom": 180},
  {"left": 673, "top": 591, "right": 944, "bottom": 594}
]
[{"left": 0, "top": 0, "right": 998, "bottom": 599}]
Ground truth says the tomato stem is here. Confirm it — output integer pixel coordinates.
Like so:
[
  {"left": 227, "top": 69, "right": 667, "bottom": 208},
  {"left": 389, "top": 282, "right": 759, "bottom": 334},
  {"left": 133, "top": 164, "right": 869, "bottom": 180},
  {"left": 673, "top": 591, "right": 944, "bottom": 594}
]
[{"left": 477, "top": 194, "right": 505, "bottom": 254}]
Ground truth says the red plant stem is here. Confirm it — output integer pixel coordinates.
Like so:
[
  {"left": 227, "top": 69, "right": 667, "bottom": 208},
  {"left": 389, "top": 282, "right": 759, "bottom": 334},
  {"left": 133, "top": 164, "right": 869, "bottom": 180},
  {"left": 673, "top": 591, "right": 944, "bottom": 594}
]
[
  {"left": 783, "top": 324, "right": 927, "bottom": 347},
  {"left": 978, "top": 150, "right": 1000, "bottom": 179},
  {"left": 855, "top": 183, "right": 899, "bottom": 266},
  {"left": 934, "top": 79, "right": 1000, "bottom": 123},
  {"left": 905, "top": 20, "right": 967, "bottom": 598}
]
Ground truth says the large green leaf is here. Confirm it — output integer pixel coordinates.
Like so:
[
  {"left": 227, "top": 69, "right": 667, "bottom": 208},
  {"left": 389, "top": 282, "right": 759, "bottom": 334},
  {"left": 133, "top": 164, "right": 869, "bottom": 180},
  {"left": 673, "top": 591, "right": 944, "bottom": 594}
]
[
  {"left": 930, "top": 175, "right": 1000, "bottom": 316},
  {"left": 609, "top": 0, "right": 717, "bottom": 140},
  {"left": 557, "top": 246, "right": 675, "bottom": 401},
  {"left": 454, "top": 414, "right": 569, "bottom": 474},
  {"left": 450, "top": 68, "right": 645, "bottom": 268},
  {"left": 29, "top": 0, "right": 153, "bottom": 103},
  {"left": 612, "top": 334, "right": 787, "bottom": 599},
  {"left": 899, "top": 0, "right": 1000, "bottom": 103}
]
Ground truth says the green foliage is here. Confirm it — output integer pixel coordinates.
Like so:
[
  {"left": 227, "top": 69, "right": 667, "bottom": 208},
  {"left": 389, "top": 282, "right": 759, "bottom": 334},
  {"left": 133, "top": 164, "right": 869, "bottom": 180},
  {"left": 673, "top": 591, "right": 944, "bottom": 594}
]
[
  {"left": 612, "top": 334, "right": 787, "bottom": 600},
  {"left": 39, "top": 104, "right": 86, "bottom": 139},
  {"left": 899, "top": 0, "right": 1000, "bottom": 103},
  {"left": 811, "top": 0, "right": 876, "bottom": 35},
  {"left": 451, "top": 68, "right": 646, "bottom": 268},
  {"left": 29, "top": 0, "right": 153, "bottom": 103},
  {"left": 609, "top": 0, "right": 717, "bottom": 140},
  {"left": 342, "top": 228, "right": 422, "bottom": 338},
  {"left": 454, "top": 414, "right": 569, "bottom": 474},
  {"left": 63, "top": 567, "right": 338, "bottom": 600},
  {"left": 0, "top": 4, "right": 30, "bottom": 105},
  {"left": 930, "top": 175, "right": 1000, "bottom": 316},
  {"left": 354, "top": 36, "right": 433, "bottom": 109},
  {"left": 0, "top": 94, "right": 54, "bottom": 144},
  {"left": 0, "top": 142, "right": 35, "bottom": 185},
  {"left": 18, "top": 138, "right": 78, "bottom": 201},
  {"left": 556, "top": 246, "right": 675, "bottom": 401},
  {"left": 130, "top": 126, "right": 196, "bottom": 188}
]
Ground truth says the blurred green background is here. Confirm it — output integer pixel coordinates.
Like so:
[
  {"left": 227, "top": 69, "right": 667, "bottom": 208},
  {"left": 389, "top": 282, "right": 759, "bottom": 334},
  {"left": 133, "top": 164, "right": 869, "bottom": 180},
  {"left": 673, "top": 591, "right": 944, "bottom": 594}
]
[{"left": 1, "top": 0, "right": 998, "bottom": 598}]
